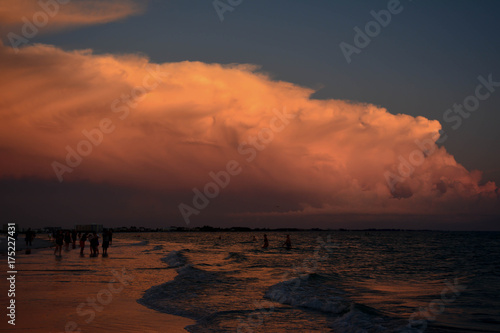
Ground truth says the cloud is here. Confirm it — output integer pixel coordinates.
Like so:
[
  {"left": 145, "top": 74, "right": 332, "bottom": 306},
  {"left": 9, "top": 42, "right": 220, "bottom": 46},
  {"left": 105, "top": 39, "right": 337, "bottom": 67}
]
[
  {"left": 0, "top": 0, "right": 145, "bottom": 35},
  {"left": 0, "top": 41, "right": 498, "bottom": 222}
]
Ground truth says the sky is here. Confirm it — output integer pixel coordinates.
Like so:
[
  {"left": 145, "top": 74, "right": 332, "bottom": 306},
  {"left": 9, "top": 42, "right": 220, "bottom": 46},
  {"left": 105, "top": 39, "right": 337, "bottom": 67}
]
[{"left": 0, "top": 0, "right": 499, "bottom": 230}]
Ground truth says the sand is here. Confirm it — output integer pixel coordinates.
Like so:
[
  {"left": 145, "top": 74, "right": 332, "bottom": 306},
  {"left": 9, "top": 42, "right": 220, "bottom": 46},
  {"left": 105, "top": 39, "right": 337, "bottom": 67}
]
[{"left": 0, "top": 237, "right": 195, "bottom": 332}]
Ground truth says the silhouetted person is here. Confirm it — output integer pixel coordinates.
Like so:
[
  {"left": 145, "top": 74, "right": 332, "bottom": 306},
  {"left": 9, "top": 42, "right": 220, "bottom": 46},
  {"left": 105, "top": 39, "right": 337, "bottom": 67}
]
[
  {"left": 90, "top": 232, "right": 99, "bottom": 257},
  {"left": 54, "top": 230, "right": 63, "bottom": 256},
  {"left": 64, "top": 231, "right": 71, "bottom": 251},
  {"left": 282, "top": 235, "right": 292, "bottom": 250},
  {"left": 79, "top": 232, "right": 88, "bottom": 256},
  {"left": 102, "top": 229, "right": 110, "bottom": 256},
  {"left": 109, "top": 229, "right": 113, "bottom": 245},
  {"left": 88, "top": 233, "right": 94, "bottom": 256},
  {"left": 71, "top": 229, "right": 77, "bottom": 249},
  {"left": 252, "top": 236, "right": 257, "bottom": 242},
  {"left": 262, "top": 234, "right": 269, "bottom": 249},
  {"left": 25, "top": 228, "right": 34, "bottom": 247}
]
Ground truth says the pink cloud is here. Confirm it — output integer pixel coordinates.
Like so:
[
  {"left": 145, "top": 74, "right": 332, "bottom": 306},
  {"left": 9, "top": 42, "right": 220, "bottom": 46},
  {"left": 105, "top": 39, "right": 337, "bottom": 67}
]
[
  {"left": 0, "top": 0, "right": 145, "bottom": 37},
  {"left": 0, "top": 41, "right": 497, "bottom": 220}
]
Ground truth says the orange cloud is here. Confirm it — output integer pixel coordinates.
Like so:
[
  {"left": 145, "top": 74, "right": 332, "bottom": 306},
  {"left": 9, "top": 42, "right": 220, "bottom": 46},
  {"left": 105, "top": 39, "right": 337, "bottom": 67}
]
[
  {"left": 0, "top": 0, "right": 145, "bottom": 38},
  {"left": 0, "top": 41, "right": 497, "bottom": 220}
]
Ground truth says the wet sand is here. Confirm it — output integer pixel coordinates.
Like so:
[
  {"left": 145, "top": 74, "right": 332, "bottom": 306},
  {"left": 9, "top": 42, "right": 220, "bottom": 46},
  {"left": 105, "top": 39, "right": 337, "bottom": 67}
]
[
  {"left": 0, "top": 239, "right": 194, "bottom": 332},
  {"left": 0, "top": 235, "right": 53, "bottom": 254}
]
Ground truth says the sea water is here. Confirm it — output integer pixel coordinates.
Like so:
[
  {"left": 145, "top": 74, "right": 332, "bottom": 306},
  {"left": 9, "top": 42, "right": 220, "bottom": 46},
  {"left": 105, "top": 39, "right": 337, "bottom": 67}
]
[
  {"left": 5, "top": 231, "right": 499, "bottom": 332},
  {"left": 131, "top": 231, "right": 500, "bottom": 332}
]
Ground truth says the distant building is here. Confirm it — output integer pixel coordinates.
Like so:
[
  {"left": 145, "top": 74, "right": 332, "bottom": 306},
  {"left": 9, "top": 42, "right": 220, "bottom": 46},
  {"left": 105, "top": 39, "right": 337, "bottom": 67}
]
[
  {"left": 75, "top": 224, "right": 103, "bottom": 233},
  {"left": 44, "top": 226, "right": 62, "bottom": 234}
]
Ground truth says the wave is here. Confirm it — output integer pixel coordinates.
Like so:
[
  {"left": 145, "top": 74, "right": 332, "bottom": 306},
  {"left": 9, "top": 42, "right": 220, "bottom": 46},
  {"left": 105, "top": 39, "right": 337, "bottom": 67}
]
[
  {"left": 138, "top": 265, "right": 239, "bottom": 320},
  {"left": 264, "top": 273, "right": 351, "bottom": 314},
  {"left": 161, "top": 250, "right": 188, "bottom": 268},
  {"left": 224, "top": 252, "right": 247, "bottom": 262},
  {"left": 138, "top": 244, "right": 427, "bottom": 332},
  {"left": 138, "top": 268, "right": 415, "bottom": 333},
  {"left": 264, "top": 274, "right": 420, "bottom": 332},
  {"left": 330, "top": 304, "right": 422, "bottom": 333}
]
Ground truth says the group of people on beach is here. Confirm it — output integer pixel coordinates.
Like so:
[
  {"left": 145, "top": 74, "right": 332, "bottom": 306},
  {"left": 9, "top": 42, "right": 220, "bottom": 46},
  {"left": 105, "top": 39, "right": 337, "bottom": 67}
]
[
  {"left": 259, "top": 234, "right": 292, "bottom": 250},
  {"left": 52, "top": 229, "right": 112, "bottom": 257}
]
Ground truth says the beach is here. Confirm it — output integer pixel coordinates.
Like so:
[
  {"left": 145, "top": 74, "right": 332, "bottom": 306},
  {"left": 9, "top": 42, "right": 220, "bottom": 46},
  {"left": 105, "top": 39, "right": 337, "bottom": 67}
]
[
  {"left": 1, "top": 1, "right": 500, "bottom": 332},
  {"left": 2, "top": 231, "right": 500, "bottom": 332},
  {"left": 0, "top": 235, "right": 194, "bottom": 332}
]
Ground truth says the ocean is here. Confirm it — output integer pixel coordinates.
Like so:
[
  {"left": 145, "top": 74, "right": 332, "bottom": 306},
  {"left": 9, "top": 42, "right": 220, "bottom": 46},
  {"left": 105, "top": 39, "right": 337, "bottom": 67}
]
[
  {"left": 4, "top": 231, "right": 500, "bottom": 332},
  {"left": 134, "top": 231, "right": 500, "bottom": 332}
]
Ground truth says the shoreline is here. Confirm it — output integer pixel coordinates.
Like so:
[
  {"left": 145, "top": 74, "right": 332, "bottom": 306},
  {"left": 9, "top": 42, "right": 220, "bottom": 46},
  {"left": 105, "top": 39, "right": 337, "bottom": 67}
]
[
  {"left": 0, "top": 235, "right": 53, "bottom": 254},
  {"left": 2, "top": 239, "right": 195, "bottom": 332}
]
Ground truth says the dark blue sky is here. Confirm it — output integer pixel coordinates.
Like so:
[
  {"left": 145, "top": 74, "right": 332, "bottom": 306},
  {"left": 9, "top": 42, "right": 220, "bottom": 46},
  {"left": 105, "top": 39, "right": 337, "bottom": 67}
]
[{"left": 34, "top": 0, "right": 500, "bottom": 184}]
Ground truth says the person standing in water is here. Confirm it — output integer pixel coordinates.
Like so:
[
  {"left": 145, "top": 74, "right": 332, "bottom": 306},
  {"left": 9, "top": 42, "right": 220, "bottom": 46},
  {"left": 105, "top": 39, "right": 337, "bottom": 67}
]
[
  {"left": 54, "top": 230, "right": 63, "bottom": 256},
  {"left": 262, "top": 234, "right": 269, "bottom": 249},
  {"left": 282, "top": 235, "right": 292, "bottom": 250},
  {"left": 102, "top": 229, "right": 110, "bottom": 256}
]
